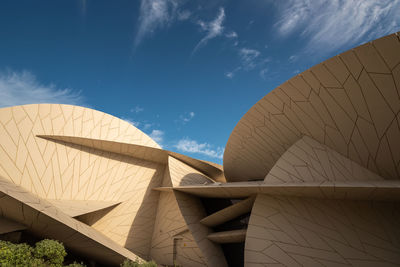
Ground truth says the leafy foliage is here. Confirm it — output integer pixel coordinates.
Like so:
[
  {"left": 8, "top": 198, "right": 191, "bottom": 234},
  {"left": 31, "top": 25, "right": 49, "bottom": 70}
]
[
  {"left": 34, "top": 239, "right": 67, "bottom": 266},
  {"left": 120, "top": 258, "right": 157, "bottom": 267},
  {"left": 0, "top": 239, "right": 85, "bottom": 267}
]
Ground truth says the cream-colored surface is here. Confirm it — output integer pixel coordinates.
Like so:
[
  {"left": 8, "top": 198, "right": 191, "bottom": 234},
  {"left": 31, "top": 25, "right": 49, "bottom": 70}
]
[
  {"left": 245, "top": 194, "right": 400, "bottom": 266},
  {"left": 161, "top": 180, "right": 400, "bottom": 200},
  {"left": 200, "top": 196, "right": 255, "bottom": 227},
  {"left": 168, "top": 156, "right": 215, "bottom": 186},
  {"left": 0, "top": 176, "right": 140, "bottom": 265},
  {"left": 224, "top": 32, "right": 400, "bottom": 182},
  {"left": 265, "top": 135, "right": 384, "bottom": 183},
  {"left": 150, "top": 191, "right": 206, "bottom": 267},
  {"left": 168, "top": 157, "right": 227, "bottom": 267},
  {"left": 207, "top": 229, "right": 246, "bottom": 244},
  {"left": 174, "top": 191, "right": 228, "bottom": 267},
  {"left": 47, "top": 199, "right": 121, "bottom": 217},
  {"left": 39, "top": 135, "right": 224, "bottom": 181},
  {"left": 0, "top": 104, "right": 164, "bottom": 261}
]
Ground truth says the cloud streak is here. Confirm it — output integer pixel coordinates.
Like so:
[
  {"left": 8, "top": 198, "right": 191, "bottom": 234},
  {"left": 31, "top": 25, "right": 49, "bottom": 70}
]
[
  {"left": 175, "top": 138, "right": 224, "bottom": 159},
  {"left": 149, "top": 129, "right": 164, "bottom": 144},
  {"left": 131, "top": 105, "right": 144, "bottom": 113},
  {"left": 0, "top": 71, "right": 83, "bottom": 108},
  {"left": 134, "top": 0, "right": 179, "bottom": 47},
  {"left": 192, "top": 7, "right": 225, "bottom": 54},
  {"left": 178, "top": 111, "right": 195, "bottom": 123},
  {"left": 275, "top": 0, "right": 400, "bottom": 53}
]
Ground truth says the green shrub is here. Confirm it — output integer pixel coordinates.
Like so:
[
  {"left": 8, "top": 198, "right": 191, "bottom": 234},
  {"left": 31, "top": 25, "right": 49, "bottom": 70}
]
[
  {"left": 65, "top": 261, "right": 86, "bottom": 267},
  {"left": 0, "top": 239, "right": 88, "bottom": 266},
  {"left": 34, "top": 239, "right": 67, "bottom": 266},
  {"left": 0, "top": 240, "right": 44, "bottom": 266},
  {"left": 120, "top": 258, "right": 157, "bottom": 267}
]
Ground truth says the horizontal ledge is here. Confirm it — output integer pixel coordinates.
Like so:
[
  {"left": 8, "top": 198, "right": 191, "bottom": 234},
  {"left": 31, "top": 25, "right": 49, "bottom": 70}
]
[
  {"left": 200, "top": 196, "right": 256, "bottom": 227},
  {"left": 155, "top": 181, "right": 400, "bottom": 200},
  {"left": 207, "top": 229, "right": 246, "bottom": 243}
]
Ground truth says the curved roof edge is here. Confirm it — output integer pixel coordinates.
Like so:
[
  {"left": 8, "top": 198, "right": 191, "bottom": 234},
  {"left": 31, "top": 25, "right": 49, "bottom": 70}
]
[{"left": 223, "top": 32, "right": 400, "bottom": 182}]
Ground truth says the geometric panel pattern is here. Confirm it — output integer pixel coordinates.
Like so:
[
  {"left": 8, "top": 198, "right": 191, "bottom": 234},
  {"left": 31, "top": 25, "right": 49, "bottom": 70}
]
[
  {"left": 265, "top": 135, "right": 384, "bottom": 183},
  {"left": 0, "top": 176, "right": 140, "bottom": 265},
  {"left": 224, "top": 32, "right": 400, "bottom": 182},
  {"left": 0, "top": 104, "right": 165, "bottom": 261},
  {"left": 166, "top": 180, "right": 400, "bottom": 201},
  {"left": 168, "top": 156, "right": 214, "bottom": 187},
  {"left": 0, "top": 104, "right": 160, "bottom": 199},
  {"left": 150, "top": 191, "right": 206, "bottom": 267},
  {"left": 173, "top": 191, "right": 228, "bottom": 267},
  {"left": 200, "top": 196, "right": 256, "bottom": 227},
  {"left": 245, "top": 194, "right": 400, "bottom": 266}
]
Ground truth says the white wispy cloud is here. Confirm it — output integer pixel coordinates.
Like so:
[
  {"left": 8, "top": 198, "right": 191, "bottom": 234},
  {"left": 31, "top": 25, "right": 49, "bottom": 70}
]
[
  {"left": 225, "top": 31, "right": 238, "bottom": 38},
  {"left": 225, "top": 66, "right": 241, "bottom": 79},
  {"left": 123, "top": 118, "right": 141, "bottom": 127},
  {"left": 275, "top": 0, "right": 400, "bottom": 52},
  {"left": 0, "top": 70, "right": 82, "bottom": 108},
  {"left": 175, "top": 138, "right": 224, "bottom": 159},
  {"left": 239, "top": 48, "right": 261, "bottom": 70},
  {"left": 131, "top": 105, "right": 144, "bottom": 113},
  {"left": 192, "top": 7, "right": 226, "bottom": 54},
  {"left": 149, "top": 129, "right": 164, "bottom": 144},
  {"left": 224, "top": 48, "right": 269, "bottom": 79},
  {"left": 177, "top": 9, "right": 191, "bottom": 21},
  {"left": 134, "top": 0, "right": 179, "bottom": 47},
  {"left": 179, "top": 111, "right": 195, "bottom": 123},
  {"left": 259, "top": 68, "right": 268, "bottom": 80},
  {"left": 225, "top": 71, "right": 234, "bottom": 79}
]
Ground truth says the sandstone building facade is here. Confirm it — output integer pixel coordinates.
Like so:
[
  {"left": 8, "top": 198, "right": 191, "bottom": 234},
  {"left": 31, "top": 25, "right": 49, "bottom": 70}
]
[{"left": 0, "top": 32, "right": 400, "bottom": 266}]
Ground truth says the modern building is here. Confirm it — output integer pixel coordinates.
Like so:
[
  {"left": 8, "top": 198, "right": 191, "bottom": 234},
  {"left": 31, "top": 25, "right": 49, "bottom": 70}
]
[{"left": 0, "top": 32, "right": 400, "bottom": 266}]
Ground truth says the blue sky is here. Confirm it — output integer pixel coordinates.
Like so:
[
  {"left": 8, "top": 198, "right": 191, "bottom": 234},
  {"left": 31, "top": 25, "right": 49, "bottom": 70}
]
[{"left": 0, "top": 0, "right": 399, "bottom": 164}]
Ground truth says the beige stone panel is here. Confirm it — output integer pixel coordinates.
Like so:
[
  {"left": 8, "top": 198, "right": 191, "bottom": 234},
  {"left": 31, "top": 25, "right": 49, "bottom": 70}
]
[
  {"left": 47, "top": 199, "right": 121, "bottom": 217},
  {"left": 265, "top": 136, "right": 383, "bottom": 184},
  {"left": 301, "top": 70, "right": 321, "bottom": 93},
  {"left": 370, "top": 73, "right": 400, "bottom": 113},
  {"left": 290, "top": 75, "right": 312, "bottom": 98},
  {"left": 324, "top": 56, "right": 350, "bottom": 84},
  {"left": 150, "top": 191, "right": 206, "bottom": 267},
  {"left": 279, "top": 82, "right": 308, "bottom": 102},
  {"left": 173, "top": 191, "right": 227, "bottom": 267},
  {"left": 355, "top": 42, "right": 391, "bottom": 74},
  {"left": 37, "top": 135, "right": 224, "bottom": 182},
  {"left": 386, "top": 119, "right": 400, "bottom": 168},
  {"left": 393, "top": 64, "right": 400, "bottom": 96},
  {"left": 224, "top": 33, "right": 400, "bottom": 182},
  {"left": 356, "top": 118, "right": 380, "bottom": 159},
  {"left": 167, "top": 159, "right": 227, "bottom": 266},
  {"left": 0, "top": 123, "right": 18, "bottom": 162},
  {"left": 163, "top": 178, "right": 400, "bottom": 201},
  {"left": 312, "top": 63, "right": 342, "bottom": 88},
  {"left": 339, "top": 50, "right": 363, "bottom": 79},
  {"left": 343, "top": 75, "right": 372, "bottom": 122},
  {"left": 200, "top": 196, "right": 256, "bottom": 227},
  {"left": 168, "top": 156, "right": 214, "bottom": 187},
  {"left": 0, "top": 176, "right": 141, "bottom": 265},
  {"left": 327, "top": 88, "right": 357, "bottom": 121},
  {"left": 207, "top": 229, "right": 246, "bottom": 243},
  {"left": 320, "top": 87, "right": 354, "bottom": 143},
  {"left": 245, "top": 194, "right": 400, "bottom": 266},
  {"left": 376, "top": 137, "right": 398, "bottom": 180},
  {"left": 373, "top": 34, "right": 400, "bottom": 69}
]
